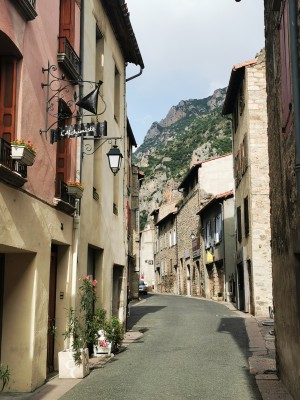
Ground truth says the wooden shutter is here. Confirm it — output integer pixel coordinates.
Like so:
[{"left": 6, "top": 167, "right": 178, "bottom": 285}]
[
  {"left": 59, "top": 0, "right": 75, "bottom": 45},
  {"left": 280, "top": 0, "right": 292, "bottom": 133},
  {"left": 0, "top": 57, "right": 17, "bottom": 142}
]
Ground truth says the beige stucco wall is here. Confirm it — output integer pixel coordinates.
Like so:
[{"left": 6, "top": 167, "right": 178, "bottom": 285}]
[
  {"left": 78, "top": 0, "right": 128, "bottom": 321},
  {"left": 0, "top": 184, "right": 74, "bottom": 391},
  {"left": 199, "top": 155, "right": 233, "bottom": 196},
  {"left": 140, "top": 226, "right": 155, "bottom": 289}
]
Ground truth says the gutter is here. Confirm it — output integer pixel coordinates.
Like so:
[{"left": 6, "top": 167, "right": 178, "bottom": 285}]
[{"left": 289, "top": 0, "right": 300, "bottom": 205}]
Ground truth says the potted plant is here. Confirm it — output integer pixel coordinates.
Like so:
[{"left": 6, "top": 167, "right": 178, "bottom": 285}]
[
  {"left": 59, "top": 276, "right": 97, "bottom": 379},
  {"left": 217, "top": 292, "right": 224, "bottom": 301},
  {"left": 67, "top": 181, "right": 84, "bottom": 199},
  {"left": 92, "top": 309, "right": 124, "bottom": 356},
  {"left": 11, "top": 139, "right": 36, "bottom": 166},
  {"left": 0, "top": 364, "right": 10, "bottom": 392}
]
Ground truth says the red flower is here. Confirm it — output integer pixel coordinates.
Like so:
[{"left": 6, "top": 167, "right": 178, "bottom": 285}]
[
  {"left": 85, "top": 275, "right": 90, "bottom": 281},
  {"left": 92, "top": 279, "right": 97, "bottom": 286}
]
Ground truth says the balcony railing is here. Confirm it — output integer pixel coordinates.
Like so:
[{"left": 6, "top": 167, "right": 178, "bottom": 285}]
[
  {"left": 14, "top": 0, "right": 37, "bottom": 20},
  {"left": 57, "top": 37, "right": 81, "bottom": 81},
  {"left": 0, "top": 138, "right": 27, "bottom": 187},
  {"left": 54, "top": 180, "right": 76, "bottom": 215}
]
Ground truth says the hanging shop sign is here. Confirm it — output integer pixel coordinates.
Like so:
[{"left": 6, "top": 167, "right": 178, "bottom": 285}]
[{"left": 50, "top": 121, "right": 107, "bottom": 143}]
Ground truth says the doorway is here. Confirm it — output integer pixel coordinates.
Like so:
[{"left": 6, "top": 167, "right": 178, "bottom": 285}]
[
  {"left": 237, "top": 262, "right": 245, "bottom": 311},
  {"left": 112, "top": 265, "right": 124, "bottom": 318},
  {"left": 47, "top": 246, "right": 58, "bottom": 375},
  {"left": 0, "top": 254, "right": 4, "bottom": 361}
]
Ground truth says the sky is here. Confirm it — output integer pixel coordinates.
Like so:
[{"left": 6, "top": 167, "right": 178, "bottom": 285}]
[{"left": 125, "top": 0, "right": 265, "bottom": 146}]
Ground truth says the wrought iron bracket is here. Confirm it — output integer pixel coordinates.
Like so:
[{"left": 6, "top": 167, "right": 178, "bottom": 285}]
[
  {"left": 82, "top": 137, "right": 122, "bottom": 156},
  {"left": 40, "top": 62, "right": 107, "bottom": 137}
]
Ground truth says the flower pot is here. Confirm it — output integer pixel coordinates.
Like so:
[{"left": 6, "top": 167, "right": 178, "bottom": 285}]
[
  {"left": 58, "top": 348, "right": 90, "bottom": 379},
  {"left": 93, "top": 343, "right": 112, "bottom": 357},
  {"left": 11, "top": 145, "right": 36, "bottom": 166},
  {"left": 67, "top": 185, "right": 84, "bottom": 199}
]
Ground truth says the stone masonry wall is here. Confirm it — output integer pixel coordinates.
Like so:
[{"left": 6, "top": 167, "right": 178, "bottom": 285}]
[
  {"left": 264, "top": 1, "right": 300, "bottom": 398},
  {"left": 247, "top": 53, "right": 273, "bottom": 316}
]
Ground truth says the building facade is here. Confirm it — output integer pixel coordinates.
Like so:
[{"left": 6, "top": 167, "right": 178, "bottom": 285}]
[
  {"left": 139, "top": 225, "right": 155, "bottom": 292},
  {"left": 152, "top": 203, "right": 178, "bottom": 294},
  {"left": 264, "top": 0, "right": 300, "bottom": 397},
  {"left": 198, "top": 191, "right": 235, "bottom": 302},
  {"left": 0, "top": 0, "right": 143, "bottom": 393},
  {"left": 175, "top": 154, "right": 234, "bottom": 297},
  {"left": 222, "top": 51, "right": 273, "bottom": 317}
]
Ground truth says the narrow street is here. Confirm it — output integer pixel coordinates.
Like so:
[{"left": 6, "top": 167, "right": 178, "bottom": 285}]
[{"left": 60, "top": 294, "right": 261, "bottom": 400}]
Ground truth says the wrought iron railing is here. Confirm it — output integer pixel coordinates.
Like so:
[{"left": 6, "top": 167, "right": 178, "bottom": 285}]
[
  {"left": 58, "top": 180, "right": 76, "bottom": 207},
  {"left": 58, "top": 36, "right": 81, "bottom": 80},
  {"left": 0, "top": 138, "right": 27, "bottom": 178}
]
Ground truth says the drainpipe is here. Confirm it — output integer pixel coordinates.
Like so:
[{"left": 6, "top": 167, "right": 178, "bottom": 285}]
[
  {"left": 126, "top": 66, "right": 143, "bottom": 82},
  {"left": 219, "top": 201, "right": 226, "bottom": 298},
  {"left": 71, "top": 0, "right": 85, "bottom": 310},
  {"left": 289, "top": 0, "right": 300, "bottom": 205}
]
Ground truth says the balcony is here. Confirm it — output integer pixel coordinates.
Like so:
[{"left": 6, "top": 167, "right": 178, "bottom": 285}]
[
  {"left": 57, "top": 37, "right": 81, "bottom": 81},
  {"left": 14, "top": 0, "right": 37, "bottom": 21},
  {"left": 0, "top": 138, "right": 27, "bottom": 187},
  {"left": 53, "top": 180, "right": 76, "bottom": 215}
]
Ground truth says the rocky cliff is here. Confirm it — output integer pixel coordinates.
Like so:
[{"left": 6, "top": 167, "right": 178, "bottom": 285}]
[{"left": 134, "top": 88, "right": 231, "bottom": 229}]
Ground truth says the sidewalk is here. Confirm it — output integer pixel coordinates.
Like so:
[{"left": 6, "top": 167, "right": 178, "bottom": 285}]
[
  {"left": 223, "top": 302, "right": 293, "bottom": 400},
  {"left": 0, "top": 330, "right": 143, "bottom": 400}
]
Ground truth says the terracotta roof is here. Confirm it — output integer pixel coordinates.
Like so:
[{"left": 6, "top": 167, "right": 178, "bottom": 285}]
[
  {"left": 233, "top": 59, "right": 257, "bottom": 71},
  {"left": 197, "top": 190, "right": 234, "bottom": 215},
  {"left": 155, "top": 209, "right": 177, "bottom": 226},
  {"left": 222, "top": 58, "right": 257, "bottom": 115}
]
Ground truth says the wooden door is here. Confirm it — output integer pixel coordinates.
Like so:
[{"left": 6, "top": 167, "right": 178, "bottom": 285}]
[{"left": 47, "top": 248, "right": 57, "bottom": 374}]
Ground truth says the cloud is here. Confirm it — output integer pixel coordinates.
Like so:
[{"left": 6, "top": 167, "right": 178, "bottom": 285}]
[{"left": 126, "top": 0, "right": 265, "bottom": 144}]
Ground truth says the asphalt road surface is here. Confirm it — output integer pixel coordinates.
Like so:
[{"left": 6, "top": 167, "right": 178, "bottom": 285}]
[{"left": 60, "top": 294, "right": 262, "bottom": 400}]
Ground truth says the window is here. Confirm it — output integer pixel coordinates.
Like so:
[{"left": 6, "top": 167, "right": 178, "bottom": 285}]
[
  {"left": 169, "top": 230, "right": 172, "bottom": 247},
  {"left": 279, "top": 0, "right": 292, "bottom": 134},
  {"left": 237, "top": 206, "right": 242, "bottom": 242},
  {"left": 56, "top": 99, "right": 72, "bottom": 196},
  {"left": 173, "top": 228, "right": 176, "bottom": 245},
  {"left": 59, "top": 0, "right": 75, "bottom": 46},
  {"left": 0, "top": 57, "right": 17, "bottom": 142},
  {"left": 114, "top": 66, "right": 120, "bottom": 123},
  {"left": 214, "top": 213, "right": 222, "bottom": 244},
  {"left": 205, "top": 220, "right": 211, "bottom": 249},
  {"left": 244, "top": 197, "right": 250, "bottom": 237}
]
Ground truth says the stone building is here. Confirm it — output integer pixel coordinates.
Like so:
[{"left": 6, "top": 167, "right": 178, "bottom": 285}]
[
  {"left": 198, "top": 191, "right": 235, "bottom": 302},
  {"left": 264, "top": 1, "right": 300, "bottom": 397},
  {"left": 0, "top": 0, "right": 143, "bottom": 393},
  {"left": 176, "top": 154, "right": 234, "bottom": 297},
  {"left": 151, "top": 203, "right": 178, "bottom": 294},
  {"left": 222, "top": 51, "right": 273, "bottom": 317}
]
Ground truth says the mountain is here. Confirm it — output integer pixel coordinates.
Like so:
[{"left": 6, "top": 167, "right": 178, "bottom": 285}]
[{"left": 134, "top": 88, "right": 231, "bottom": 230}]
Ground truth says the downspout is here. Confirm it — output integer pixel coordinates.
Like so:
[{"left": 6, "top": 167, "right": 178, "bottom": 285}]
[
  {"left": 289, "top": 0, "right": 300, "bottom": 205},
  {"left": 71, "top": 0, "right": 85, "bottom": 310},
  {"left": 126, "top": 66, "right": 143, "bottom": 82}
]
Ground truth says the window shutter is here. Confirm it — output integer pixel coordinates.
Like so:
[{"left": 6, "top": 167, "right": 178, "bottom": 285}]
[
  {"left": 0, "top": 57, "right": 17, "bottom": 142},
  {"left": 60, "top": 0, "right": 75, "bottom": 46},
  {"left": 280, "top": 0, "right": 292, "bottom": 133}
]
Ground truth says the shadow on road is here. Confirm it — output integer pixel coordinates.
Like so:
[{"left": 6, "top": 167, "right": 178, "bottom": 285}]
[
  {"left": 127, "top": 300, "right": 166, "bottom": 331},
  {"left": 217, "top": 316, "right": 250, "bottom": 356}
]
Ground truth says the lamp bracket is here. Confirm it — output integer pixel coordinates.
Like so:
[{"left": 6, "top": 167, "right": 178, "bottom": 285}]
[
  {"left": 82, "top": 136, "right": 122, "bottom": 156},
  {"left": 40, "top": 62, "right": 107, "bottom": 136}
]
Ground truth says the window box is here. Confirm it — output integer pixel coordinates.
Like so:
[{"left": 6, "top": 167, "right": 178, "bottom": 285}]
[
  {"left": 11, "top": 145, "right": 36, "bottom": 166},
  {"left": 67, "top": 182, "right": 84, "bottom": 199}
]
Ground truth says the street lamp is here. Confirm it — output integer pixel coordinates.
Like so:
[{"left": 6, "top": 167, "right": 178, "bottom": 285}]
[{"left": 107, "top": 143, "right": 123, "bottom": 175}]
